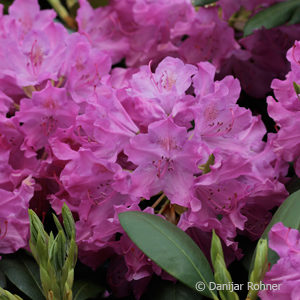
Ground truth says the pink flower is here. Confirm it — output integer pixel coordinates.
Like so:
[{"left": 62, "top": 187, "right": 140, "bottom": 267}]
[
  {"left": 259, "top": 222, "right": 300, "bottom": 300},
  {"left": 0, "top": 23, "right": 68, "bottom": 86},
  {"left": 3, "top": 0, "right": 55, "bottom": 39},
  {"left": 179, "top": 7, "right": 239, "bottom": 70},
  {"left": 0, "top": 115, "right": 39, "bottom": 188},
  {"left": 0, "top": 90, "right": 13, "bottom": 115},
  {"left": 118, "top": 117, "right": 205, "bottom": 206},
  {"left": 62, "top": 34, "right": 112, "bottom": 103},
  {"left": 76, "top": 87, "right": 139, "bottom": 160},
  {"left": 129, "top": 56, "right": 197, "bottom": 115},
  {"left": 76, "top": 0, "right": 129, "bottom": 64},
  {"left": 267, "top": 40, "right": 300, "bottom": 177},
  {"left": 120, "top": 57, "right": 197, "bottom": 130},
  {"left": 59, "top": 149, "right": 124, "bottom": 215},
  {"left": 16, "top": 83, "right": 78, "bottom": 156},
  {"left": 0, "top": 176, "right": 34, "bottom": 254}
]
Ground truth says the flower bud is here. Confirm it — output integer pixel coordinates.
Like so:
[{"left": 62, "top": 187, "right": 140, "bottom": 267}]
[
  {"left": 247, "top": 239, "right": 268, "bottom": 300},
  {"left": 62, "top": 204, "right": 76, "bottom": 241}
]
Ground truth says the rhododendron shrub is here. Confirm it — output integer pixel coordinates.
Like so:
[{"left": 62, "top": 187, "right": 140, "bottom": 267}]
[{"left": 0, "top": 0, "right": 300, "bottom": 299}]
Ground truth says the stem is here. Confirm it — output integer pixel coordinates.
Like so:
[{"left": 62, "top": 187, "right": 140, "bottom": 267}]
[
  {"left": 158, "top": 199, "right": 170, "bottom": 214},
  {"left": 47, "top": 0, "right": 77, "bottom": 30},
  {"left": 152, "top": 193, "right": 165, "bottom": 209}
]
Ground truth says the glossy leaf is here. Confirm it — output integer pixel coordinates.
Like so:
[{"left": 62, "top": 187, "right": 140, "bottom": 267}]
[
  {"left": 244, "top": 0, "right": 300, "bottom": 36},
  {"left": 119, "top": 211, "right": 217, "bottom": 299},
  {"left": 0, "top": 256, "right": 44, "bottom": 300},
  {"left": 142, "top": 279, "right": 204, "bottom": 300},
  {"left": 72, "top": 280, "right": 104, "bottom": 300}
]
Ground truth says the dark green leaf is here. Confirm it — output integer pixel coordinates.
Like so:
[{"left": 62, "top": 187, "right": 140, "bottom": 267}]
[
  {"left": 0, "top": 269, "right": 6, "bottom": 288},
  {"left": 249, "top": 189, "right": 300, "bottom": 276},
  {"left": 73, "top": 280, "right": 104, "bottom": 300},
  {"left": 192, "top": 0, "right": 217, "bottom": 6},
  {"left": 244, "top": 0, "right": 300, "bottom": 36},
  {"left": 288, "top": 5, "right": 300, "bottom": 24},
  {"left": 119, "top": 211, "right": 216, "bottom": 299},
  {"left": 142, "top": 279, "right": 203, "bottom": 300},
  {"left": 0, "top": 256, "right": 44, "bottom": 300}
]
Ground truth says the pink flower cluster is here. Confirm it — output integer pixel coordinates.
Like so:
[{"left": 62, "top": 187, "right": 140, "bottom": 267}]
[
  {"left": 0, "top": 0, "right": 296, "bottom": 298},
  {"left": 76, "top": 0, "right": 239, "bottom": 69},
  {"left": 267, "top": 41, "right": 300, "bottom": 178},
  {"left": 260, "top": 223, "right": 300, "bottom": 300}
]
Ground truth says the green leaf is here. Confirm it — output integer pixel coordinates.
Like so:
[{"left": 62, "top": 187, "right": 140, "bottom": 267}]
[
  {"left": 192, "top": 0, "right": 217, "bottom": 6},
  {"left": 249, "top": 189, "right": 300, "bottom": 275},
  {"left": 119, "top": 211, "right": 216, "bottom": 299},
  {"left": 28, "top": 210, "right": 48, "bottom": 245},
  {"left": 288, "top": 5, "right": 300, "bottom": 24},
  {"left": 52, "top": 214, "right": 64, "bottom": 234},
  {"left": 0, "top": 256, "right": 44, "bottom": 300},
  {"left": 210, "top": 230, "right": 224, "bottom": 272},
  {"left": 64, "top": 238, "right": 77, "bottom": 271},
  {"left": 62, "top": 203, "right": 76, "bottom": 240},
  {"left": 142, "top": 279, "right": 204, "bottom": 300},
  {"left": 0, "top": 270, "right": 6, "bottom": 288},
  {"left": 72, "top": 280, "right": 104, "bottom": 300},
  {"left": 50, "top": 230, "right": 66, "bottom": 272},
  {"left": 36, "top": 233, "right": 48, "bottom": 267},
  {"left": 244, "top": 0, "right": 300, "bottom": 36},
  {"left": 0, "top": 287, "right": 23, "bottom": 300},
  {"left": 39, "top": 266, "right": 52, "bottom": 298},
  {"left": 213, "top": 254, "right": 238, "bottom": 300},
  {"left": 247, "top": 239, "right": 268, "bottom": 300}
]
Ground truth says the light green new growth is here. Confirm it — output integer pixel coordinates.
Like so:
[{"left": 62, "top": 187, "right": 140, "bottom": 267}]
[
  {"left": 247, "top": 239, "right": 268, "bottom": 300},
  {"left": 29, "top": 204, "right": 77, "bottom": 300},
  {"left": 210, "top": 230, "right": 239, "bottom": 300}
]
